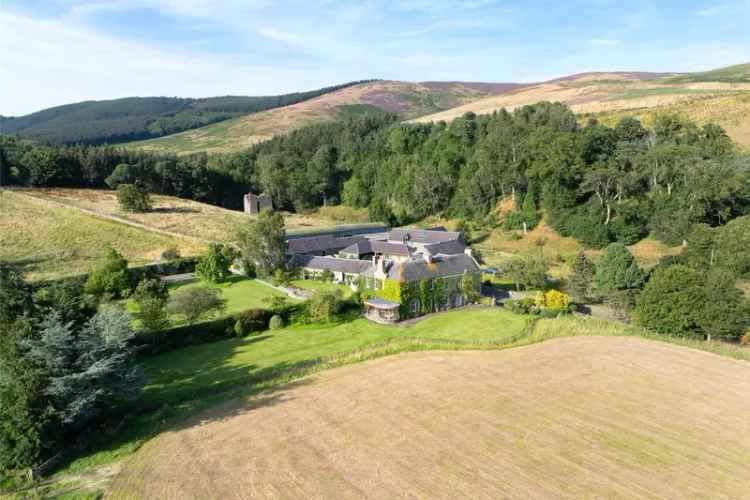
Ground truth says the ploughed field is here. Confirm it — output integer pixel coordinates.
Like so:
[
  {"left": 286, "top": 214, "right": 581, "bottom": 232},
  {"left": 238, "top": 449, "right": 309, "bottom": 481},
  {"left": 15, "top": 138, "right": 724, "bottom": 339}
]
[{"left": 107, "top": 336, "right": 750, "bottom": 499}]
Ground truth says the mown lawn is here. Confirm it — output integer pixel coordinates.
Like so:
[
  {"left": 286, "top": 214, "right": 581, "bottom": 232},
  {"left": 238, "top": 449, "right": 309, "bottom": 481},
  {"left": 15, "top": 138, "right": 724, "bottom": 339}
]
[
  {"left": 141, "top": 308, "right": 528, "bottom": 408},
  {"left": 128, "top": 277, "right": 295, "bottom": 327}
]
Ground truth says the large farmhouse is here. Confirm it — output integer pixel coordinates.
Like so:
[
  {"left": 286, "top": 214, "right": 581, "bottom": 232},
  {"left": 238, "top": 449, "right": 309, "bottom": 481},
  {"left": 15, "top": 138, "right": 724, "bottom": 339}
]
[{"left": 287, "top": 227, "right": 481, "bottom": 323}]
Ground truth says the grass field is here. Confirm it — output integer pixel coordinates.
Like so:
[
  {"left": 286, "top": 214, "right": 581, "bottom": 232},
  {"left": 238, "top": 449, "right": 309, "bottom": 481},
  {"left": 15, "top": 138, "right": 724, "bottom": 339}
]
[
  {"left": 31, "top": 309, "right": 750, "bottom": 498},
  {"left": 108, "top": 334, "right": 750, "bottom": 499},
  {"left": 12, "top": 188, "right": 370, "bottom": 244},
  {"left": 0, "top": 190, "right": 205, "bottom": 281},
  {"left": 128, "top": 277, "right": 293, "bottom": 327},
  {"left": 139, "top": 307, "right": 528, "bottom": 408}
]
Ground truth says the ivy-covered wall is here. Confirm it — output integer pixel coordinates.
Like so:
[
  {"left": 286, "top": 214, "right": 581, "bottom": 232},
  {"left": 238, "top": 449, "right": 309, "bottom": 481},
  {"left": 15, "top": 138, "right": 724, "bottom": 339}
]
[{"left": 375, "top": 272, "right": 481, "bottom": 319}]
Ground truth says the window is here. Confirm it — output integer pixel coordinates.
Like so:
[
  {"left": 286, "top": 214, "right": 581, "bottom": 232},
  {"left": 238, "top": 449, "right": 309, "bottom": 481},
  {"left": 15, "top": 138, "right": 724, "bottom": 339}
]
[{"left": 410, "top": 299, "right": 420, "bottom": 314}]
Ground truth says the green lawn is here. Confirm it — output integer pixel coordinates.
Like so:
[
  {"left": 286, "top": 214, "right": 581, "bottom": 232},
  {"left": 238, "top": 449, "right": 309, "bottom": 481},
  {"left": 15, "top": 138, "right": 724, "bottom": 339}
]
[
  {"left": 141, "top": 308, "right": 528, "bottom": 408},
  {"left": 290, "top": 278, "right": 354, "bottom": 298},
  {"left": 171, "top": 277, "right": 296, "bottom": 314},
  {"left": 128, "top": 277, "right": 294, "bottom": 326}
]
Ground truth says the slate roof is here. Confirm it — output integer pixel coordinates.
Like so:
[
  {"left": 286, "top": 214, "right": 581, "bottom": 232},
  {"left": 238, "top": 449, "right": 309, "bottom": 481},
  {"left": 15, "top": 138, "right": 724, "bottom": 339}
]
[
  {"left": 386, "top": 254, "right": 479, "bottom": 282},
  {"left": 288, "top": 255, "right": 373, "bottom": 274},
  {"left": 340, "top": 240, "right": 411, "bottom": 257},
  {"left": 286, "top": 235, "right": 367, "bottom": 255},
  {"left": 388, "top": 228, "right": 461, "bottom": 245},
  {"left": 423, "top": 239, "right": 467, "bottom": 256}
]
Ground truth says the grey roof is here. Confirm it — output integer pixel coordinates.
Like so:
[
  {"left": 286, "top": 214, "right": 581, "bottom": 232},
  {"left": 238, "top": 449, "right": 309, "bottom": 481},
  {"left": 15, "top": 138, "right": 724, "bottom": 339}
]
[
  {"left": 340, "top": 240, "right": 410, "bottom": 257},
  {"left": 364, "top": 297, "right": 400, "bottom": 309},
  {"left": 387, "top": 254, "right": 479, "bottom": 282},
  {"left": 287, "top": 235, "right": 367, "bottom": 255},
  {"left": 388, "top": 228, "right": 461, "bottom": 245},
  {"left": 423, "top": 239, "right": 467, "bottom": 256},
  {"left": 372, "top": 241, "right": 410, "bottom": 256},
  {"left": 288, "top": 255, "right": 373, "bottom": 274},
  {"left": 340, "top": 240, "right": 373, "bottom": 256}
]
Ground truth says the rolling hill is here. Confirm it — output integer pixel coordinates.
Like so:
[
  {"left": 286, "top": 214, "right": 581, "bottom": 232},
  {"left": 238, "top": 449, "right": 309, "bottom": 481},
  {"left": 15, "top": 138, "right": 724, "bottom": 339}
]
[
  {"left": 125, "top": 80, "right": 528, "bottom": 154},
  {"left": 0, "top": 81, "right": 368, "bottom": 146},
  {"left": 411, "top": 66, "right": 750, "bottom": 148}
]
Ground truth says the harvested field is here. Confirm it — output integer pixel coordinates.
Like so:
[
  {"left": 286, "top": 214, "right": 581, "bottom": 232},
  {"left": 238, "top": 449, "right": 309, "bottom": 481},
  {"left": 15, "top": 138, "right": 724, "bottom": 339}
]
[{"left": 107, "top": 336, "right": 750, "bottom": 499}]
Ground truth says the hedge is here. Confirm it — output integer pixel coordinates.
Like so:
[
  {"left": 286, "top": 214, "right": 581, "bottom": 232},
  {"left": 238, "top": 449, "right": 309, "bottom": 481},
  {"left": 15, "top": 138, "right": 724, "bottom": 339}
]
[
  {"left": 34, "top": 257, "right": 199, "bottom": 290},
  {"left": 133, "top": 302, "right": 304, "bottom": 357}
]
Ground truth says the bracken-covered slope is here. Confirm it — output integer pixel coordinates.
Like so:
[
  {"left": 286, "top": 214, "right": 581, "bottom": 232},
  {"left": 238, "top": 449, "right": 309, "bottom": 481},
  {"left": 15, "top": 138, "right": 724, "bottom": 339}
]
[
  {"left": 126, "top": 80, "right": 526, "bottom": 154},
  {"left": 411, "top": 65, "right": 750, "bottom": 148}
]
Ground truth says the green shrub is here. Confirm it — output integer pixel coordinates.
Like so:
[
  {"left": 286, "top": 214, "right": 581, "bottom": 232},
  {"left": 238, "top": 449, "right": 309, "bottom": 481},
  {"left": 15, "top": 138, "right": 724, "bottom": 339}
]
[
  {"left": 307, "top": 290, "right": 344, "bottom": 323},
  {"left": 84, "top": 247, "right": 130, "bottom": 298},
  {"left": 196, "top": 243, "right": 237, "bottom": 283},
  {"left": 269, "top": 315, "right": 284, "bottom": 330},
  {"left": 168, "top": 287, "right": 226, "bottom": 323},
  {"left": 116, "top": 183, "right": 152, "bottom": 212},
  {"left": 233, "top": 309, "right": 271, "bottom": 336},
  {"left": 161, "top": 247, "right": 181, "bottom": 261}
]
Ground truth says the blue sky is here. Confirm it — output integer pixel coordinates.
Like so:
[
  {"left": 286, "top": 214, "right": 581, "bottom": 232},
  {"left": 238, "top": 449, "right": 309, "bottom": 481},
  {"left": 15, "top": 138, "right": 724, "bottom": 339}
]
[{"left": 1, "top": 0, "right": 749, "bottom": 115}]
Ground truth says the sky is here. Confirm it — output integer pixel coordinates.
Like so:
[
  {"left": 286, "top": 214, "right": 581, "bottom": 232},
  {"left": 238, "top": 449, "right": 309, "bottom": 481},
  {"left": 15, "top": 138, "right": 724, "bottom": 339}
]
[{"left": 1, "top": 0, "right": 749, "bottom": 116}]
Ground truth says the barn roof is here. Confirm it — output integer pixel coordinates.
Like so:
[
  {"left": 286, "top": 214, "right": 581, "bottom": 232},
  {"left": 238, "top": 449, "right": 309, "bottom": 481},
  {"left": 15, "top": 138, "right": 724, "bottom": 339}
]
[
  {"left": 388, "top": 228, "right": 461, "bottom": 245},
  {"left": 288, "top": 255, "right": 373, "bottom": 274}
]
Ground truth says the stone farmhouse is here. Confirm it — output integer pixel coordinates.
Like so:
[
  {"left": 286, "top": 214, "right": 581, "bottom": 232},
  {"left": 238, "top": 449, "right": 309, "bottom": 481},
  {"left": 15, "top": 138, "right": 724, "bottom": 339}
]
[{"left": 287, "top": 227, "right": 481, "bottom": 323}]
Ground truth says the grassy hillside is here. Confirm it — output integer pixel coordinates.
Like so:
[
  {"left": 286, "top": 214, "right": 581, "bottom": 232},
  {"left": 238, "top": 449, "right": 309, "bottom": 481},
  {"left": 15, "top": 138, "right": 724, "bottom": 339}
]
[
  {"left": 0, "top": 81, "right": 367, "bottom": 145},
  {"left": 667, "top": 63, "right": 750, "bottom": 83},
  {"left": 126, "top": 80, "right": 522, "bottom": 154},
  {"left": 584, "top": 93, "right": 750, "bottom": 150},
  {"left": 411, "top": 65, "right": 750, "bottom": 148},
  {"left": 12, "top": 188, "right": 370, "bottom": 243},
  {"left": 0, "top": 190, "right": 205, "bottom": 281},
  {"left": 1, "top": 188, "right": 370, "bottom": 281}
]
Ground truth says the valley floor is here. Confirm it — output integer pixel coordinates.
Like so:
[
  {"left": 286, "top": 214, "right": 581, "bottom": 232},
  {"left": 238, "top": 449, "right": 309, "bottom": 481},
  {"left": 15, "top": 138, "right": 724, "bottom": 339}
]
[{"left": 107, "top": 336, "right": 750, "bottom": 499}]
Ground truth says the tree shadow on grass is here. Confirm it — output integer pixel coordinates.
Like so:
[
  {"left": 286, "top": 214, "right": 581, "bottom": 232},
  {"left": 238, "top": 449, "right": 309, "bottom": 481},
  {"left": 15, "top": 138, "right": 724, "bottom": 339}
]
[
  {"left": 54, "top": 336, "right": 323, "bottom": 474},
  {"left": 149, "top": 207, "right": 201, "bottom": 214}
]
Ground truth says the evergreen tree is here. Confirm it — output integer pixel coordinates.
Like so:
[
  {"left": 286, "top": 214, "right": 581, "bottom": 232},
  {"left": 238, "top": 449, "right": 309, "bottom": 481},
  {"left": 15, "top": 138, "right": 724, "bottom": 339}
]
[
  {"left": 568, "top": 252, "right": 595, "bottom": 302},
  {"left": 634, "top": 265, "right": 750, "bottom": 340},
  {"left": 595, "top": 243, "right": 645, "bottom": 292}
]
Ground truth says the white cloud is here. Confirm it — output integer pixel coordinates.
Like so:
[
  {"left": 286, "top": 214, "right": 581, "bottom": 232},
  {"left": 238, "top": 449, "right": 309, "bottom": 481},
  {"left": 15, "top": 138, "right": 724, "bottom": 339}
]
[
  {"left": 695, "top": 5, "right": 724, "bottom": 16},
  {"left": 588, "top": 38, "right": 621, "bottom": 46},
  {"left": 257, "top": 27, "right": 305, "bottom": 45},
  {"left": 0, "top": 12, "right": 340, "bottom": 115}
]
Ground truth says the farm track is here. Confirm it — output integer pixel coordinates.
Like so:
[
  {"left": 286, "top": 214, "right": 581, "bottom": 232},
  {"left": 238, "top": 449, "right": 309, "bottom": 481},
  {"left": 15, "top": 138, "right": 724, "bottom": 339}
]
[
  {"left": 5, "top": 188, "right": 213, "bottom": 244},
  {"left": 106, "top": 336, "right": 750, "bottom": 499}
]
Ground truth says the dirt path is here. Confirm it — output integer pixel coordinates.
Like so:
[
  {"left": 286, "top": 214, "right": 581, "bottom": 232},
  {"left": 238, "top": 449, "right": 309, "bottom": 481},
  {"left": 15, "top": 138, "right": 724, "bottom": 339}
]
[
  {"left": 106, "top": 336, "right": 750, "bottom": 499},
  {"left": 6, "top": 188, "right": 211, "bottom": 244}
]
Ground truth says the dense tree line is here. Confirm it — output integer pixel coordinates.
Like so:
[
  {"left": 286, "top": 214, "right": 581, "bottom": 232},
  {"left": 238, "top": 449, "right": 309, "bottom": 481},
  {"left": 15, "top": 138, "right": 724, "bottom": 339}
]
[
  {"left": 3, "top": 102, "right": 749, "bottom": 248},
  {"left": 0, "top": 136, "right": 251, "bottom": 209},
  {"left": 0, "top": 81, "right": 373, "bottom": 145}
]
